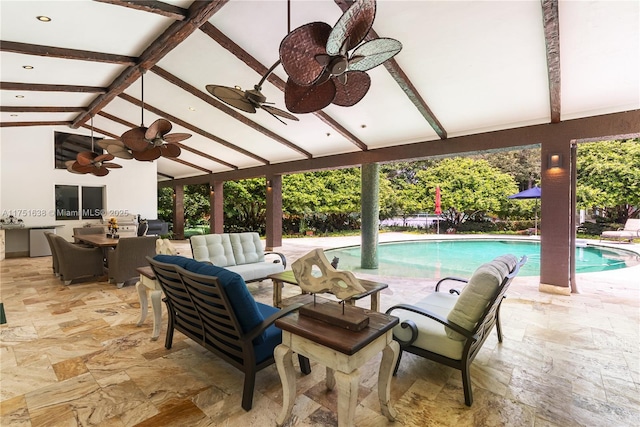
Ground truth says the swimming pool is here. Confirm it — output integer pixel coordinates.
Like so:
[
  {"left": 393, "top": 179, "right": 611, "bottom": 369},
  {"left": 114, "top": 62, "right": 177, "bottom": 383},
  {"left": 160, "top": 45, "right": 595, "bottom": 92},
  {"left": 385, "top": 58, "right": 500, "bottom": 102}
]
[{"left": 324, "top": 239, "right": 640, "bottom": 278}]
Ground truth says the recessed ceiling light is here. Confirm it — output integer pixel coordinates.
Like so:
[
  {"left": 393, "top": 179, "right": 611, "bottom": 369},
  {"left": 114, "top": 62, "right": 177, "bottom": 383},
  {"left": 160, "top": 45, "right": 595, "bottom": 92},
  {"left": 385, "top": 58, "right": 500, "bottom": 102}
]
[
  {"left": 23, "top": 65, "right": 34, "bottom": 70},
  {"left": 10, "top": 114, "right": 18, "bottom": 117},
  {"left": 326, "top": 132, "right": 331, "bottom": 137},
  {"left": 189, "top": 106, "right": 196, "bottom": 111},
  {"left": 361, "top": 124, "right": 367, "bottom": 128},
  {"left": 36, "top": 16, "right": 51, "bottom": 22},
  {"left": 15, "top": 95, "right": 24, "bottom": 98}
]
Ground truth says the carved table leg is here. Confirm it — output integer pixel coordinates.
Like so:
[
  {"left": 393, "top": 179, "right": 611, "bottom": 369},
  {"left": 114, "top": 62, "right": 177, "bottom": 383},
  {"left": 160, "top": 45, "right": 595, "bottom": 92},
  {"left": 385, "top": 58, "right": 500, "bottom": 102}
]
[
  {"left": 150, "top": 289, "right": 162, "bottom": 341},
  {"left": 326, "top": 367, "right": 336, "bottom": 390},
  {"left": 135, "top": 280, "right": 148, "bottom": 327},
  {"left": 371, "top": 291, "right": 381, "bottom": 312},
  {"left": 378, "top": 340, "right": 399, "bottom": 421},
  {"left": 335, "top": 368, "right": 360, "bottom": 427},
  {"left": 275, "top": 344, "right": 296, "bottom": 426}
]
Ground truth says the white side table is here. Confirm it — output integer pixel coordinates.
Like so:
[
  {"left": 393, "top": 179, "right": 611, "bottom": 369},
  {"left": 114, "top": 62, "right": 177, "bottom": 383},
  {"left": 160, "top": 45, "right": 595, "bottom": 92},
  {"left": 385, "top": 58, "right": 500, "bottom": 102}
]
[
  {"left": 275, "top": 305, "right": 399, "bottom": 427},
  {"left": 136, "top": 266, "right": 162, "bottom": 340}
]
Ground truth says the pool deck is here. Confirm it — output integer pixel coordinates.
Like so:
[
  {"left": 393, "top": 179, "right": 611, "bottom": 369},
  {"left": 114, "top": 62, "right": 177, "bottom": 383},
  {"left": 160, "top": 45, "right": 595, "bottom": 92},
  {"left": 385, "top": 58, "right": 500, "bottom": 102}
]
[{"left": 1, "top": 232, "right": 638, "bottom": 426}]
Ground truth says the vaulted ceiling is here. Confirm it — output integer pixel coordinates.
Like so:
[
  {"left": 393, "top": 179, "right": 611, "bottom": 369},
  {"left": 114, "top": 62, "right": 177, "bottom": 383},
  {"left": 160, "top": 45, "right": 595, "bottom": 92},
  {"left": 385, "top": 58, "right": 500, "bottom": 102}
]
[{"left": 1, "top": 0, "right": 638, "bottom": 182}]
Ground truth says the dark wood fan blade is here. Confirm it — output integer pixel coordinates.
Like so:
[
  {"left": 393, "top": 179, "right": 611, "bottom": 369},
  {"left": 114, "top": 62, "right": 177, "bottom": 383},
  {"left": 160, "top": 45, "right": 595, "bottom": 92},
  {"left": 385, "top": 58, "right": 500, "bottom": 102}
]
[
  {"left": 332, "top": 71, "right": 371, "bottom": 107},
  {"left": 160, "top": 143, "right": 181, "bottom": 158},
  {"left": 95, "top": 153, "right": 115, "bottom": 163},
  {"left": 145, "top": 119, "right": 172, "bottom": 140},
  {"left": 349, "top": 38, "right": 402, "bottom": 72},
  {"left": 92, "top": 167, "right": 110, "bottom": 177},
  {"left": 102, "top": 163, "right": 122, "bottom": 169},
  {"left": 71, "top": 162, "right": 93, "bottom": 174},
  {"left": 206, "top": 85, "right": 255, "bottom": 113},
  {"left": 121, "top": 127, "right": 149, "bottom": 152},
  {"left": 163, "top": 133, "right": 192, "bottom": 143},
  {"left": 66, "top": 160, "right": 83, "bottom": 174},
  {"left": 107, "top": 145, "right": 133, "bottom": 159},
  {"left": 97, "top": 139, "right": 123, "bottom": 149},
  {"left": 279, "top": 22, "right": 332, "bottom": 86},
  {"left": 327, "top": 0, "right": 376, "bottom": 55},
  {"left": 76, "top": 151, "right": 97, "bottom": 166},
  {"left": 261, "top": 105, "right": 299, "bottom": 121},
  {"left": 285, "top": 78, "right": 335, "bottom": 114},
  {"left": 133, "top": 147, "right": 162, "bottom": 161}
]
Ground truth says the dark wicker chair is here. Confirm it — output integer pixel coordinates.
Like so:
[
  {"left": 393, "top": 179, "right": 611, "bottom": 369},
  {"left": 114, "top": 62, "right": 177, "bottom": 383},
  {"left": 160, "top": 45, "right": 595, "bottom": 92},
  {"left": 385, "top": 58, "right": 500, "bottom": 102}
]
[
  {"left": 51, "top": 234, "right": 104, "bottom": 285},
  {"left": 147, "top": 255, "right": 310, "bottom": 411},
  {"left": 43, "top": 231, "right": 60, "bottom": 277},
  {"left": 386, "top": 254, "right": 527, "bottom": 406},
  {"left": 106, "top": 236, "right": 157, "bottom": 288}
]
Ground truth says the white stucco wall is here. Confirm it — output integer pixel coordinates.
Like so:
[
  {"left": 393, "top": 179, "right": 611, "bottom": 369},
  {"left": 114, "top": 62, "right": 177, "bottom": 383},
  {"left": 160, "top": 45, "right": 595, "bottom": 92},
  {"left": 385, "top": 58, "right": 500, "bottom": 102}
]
[{"left": 0, "top": 126, "right": 157, "bottom": 241}]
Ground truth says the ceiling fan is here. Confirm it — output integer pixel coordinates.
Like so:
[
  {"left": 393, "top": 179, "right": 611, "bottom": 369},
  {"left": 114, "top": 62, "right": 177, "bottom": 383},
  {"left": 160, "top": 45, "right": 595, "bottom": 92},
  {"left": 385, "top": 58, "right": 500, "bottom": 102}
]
[
  {"left": 119, "top": 72, "right": 190, "bottom": 161},
  {"left": 206, "top": 60, "right": 299, "bottom": 124},
  {"left": 279, "top": 0, "right": 402, "bottom": 114},
  {"left": 65, "top": 152, "right": 122, "bottom": 177},
  {"left": 66, "top": 116, "right": 122, "bottom": 176}
]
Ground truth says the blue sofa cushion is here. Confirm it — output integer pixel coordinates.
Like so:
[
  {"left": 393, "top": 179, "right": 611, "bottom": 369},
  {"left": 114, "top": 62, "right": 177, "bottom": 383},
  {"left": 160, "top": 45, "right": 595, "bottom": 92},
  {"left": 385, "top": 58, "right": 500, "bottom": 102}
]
[
  {"left": 253, "top": 303, "right": 282, "bottom": 363},
  {"left": 153, "top": 254, "right": 202, "bottom": 271},
  {"left": 187, "top": 262, "right": 267, "bottom": 344}
]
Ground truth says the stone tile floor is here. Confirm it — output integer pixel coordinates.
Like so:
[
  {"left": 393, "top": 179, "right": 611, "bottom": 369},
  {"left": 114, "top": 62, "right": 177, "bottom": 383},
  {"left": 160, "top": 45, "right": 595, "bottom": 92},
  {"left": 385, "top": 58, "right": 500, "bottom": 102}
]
[{"left": 1, "top": 233, "right": 638, "bottom": 426}]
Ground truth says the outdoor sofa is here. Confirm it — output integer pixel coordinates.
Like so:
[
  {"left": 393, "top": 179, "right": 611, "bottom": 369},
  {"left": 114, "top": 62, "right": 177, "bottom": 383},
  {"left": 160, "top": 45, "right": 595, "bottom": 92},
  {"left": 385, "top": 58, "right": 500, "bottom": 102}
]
[{"left": 190, "top": 232, "right": 286, "bottom": 283}]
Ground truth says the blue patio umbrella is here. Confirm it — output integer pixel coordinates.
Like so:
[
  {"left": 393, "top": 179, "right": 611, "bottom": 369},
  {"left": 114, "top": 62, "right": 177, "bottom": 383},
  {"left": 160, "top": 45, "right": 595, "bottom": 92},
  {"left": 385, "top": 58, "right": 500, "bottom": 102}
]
[{"left": 508, "top": 186, "right": 541, "bottom": 235}]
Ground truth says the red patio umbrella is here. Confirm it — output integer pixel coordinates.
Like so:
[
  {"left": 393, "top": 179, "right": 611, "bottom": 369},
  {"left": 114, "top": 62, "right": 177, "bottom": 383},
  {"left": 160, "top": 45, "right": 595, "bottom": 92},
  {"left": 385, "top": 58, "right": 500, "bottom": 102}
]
[{"left": 435, "top": 186, "right": 442, "bottom": 234}]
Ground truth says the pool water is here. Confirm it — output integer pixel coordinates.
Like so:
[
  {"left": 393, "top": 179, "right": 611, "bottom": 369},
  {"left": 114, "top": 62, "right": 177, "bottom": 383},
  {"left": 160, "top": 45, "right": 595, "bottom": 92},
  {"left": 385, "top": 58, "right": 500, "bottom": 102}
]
[{"left": 324, "top": 240, "right": 640, "bottom": 278}]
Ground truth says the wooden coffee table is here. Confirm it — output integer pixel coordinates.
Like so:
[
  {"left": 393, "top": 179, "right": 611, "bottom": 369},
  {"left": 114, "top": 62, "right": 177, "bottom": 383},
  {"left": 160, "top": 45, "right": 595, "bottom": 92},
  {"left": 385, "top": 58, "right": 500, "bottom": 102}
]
[
  {"left": 274, "top": 302, "right": 399, "bottom": 427},
  {"left": 268, "top": 270, "right": 388, "bottom": 311}
]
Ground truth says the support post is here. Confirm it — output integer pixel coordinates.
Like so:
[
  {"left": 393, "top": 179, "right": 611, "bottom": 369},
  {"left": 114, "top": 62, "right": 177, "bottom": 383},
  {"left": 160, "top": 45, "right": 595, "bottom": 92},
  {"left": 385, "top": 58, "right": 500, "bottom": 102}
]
[
  {"left": 172, "top": 185, "right": 184, "bottom": 240},
  {"left": 361, "top": 163, "right": 379, "bottom": 269},
  {"left": 266, "top": 175, "right": 283, "bottom": 250},
  {"left": 210, "top": 180, "right": 224, "bottom": 234}
]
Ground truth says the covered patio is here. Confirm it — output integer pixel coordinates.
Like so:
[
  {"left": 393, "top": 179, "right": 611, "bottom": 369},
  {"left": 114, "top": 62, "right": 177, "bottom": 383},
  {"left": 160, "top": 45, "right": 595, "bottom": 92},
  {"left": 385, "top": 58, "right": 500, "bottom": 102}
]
[{"left": 1, "top": 0, "right": 639, "bottom": 296}]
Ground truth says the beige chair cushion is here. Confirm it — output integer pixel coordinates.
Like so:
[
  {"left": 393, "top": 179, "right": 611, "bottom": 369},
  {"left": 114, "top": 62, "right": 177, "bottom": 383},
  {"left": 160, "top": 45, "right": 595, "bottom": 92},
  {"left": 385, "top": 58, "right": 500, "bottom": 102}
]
[
  {"left": 392, "top": 292, "right": 465, "bottom": 360},
  {"left": 446, "top": 262, "right": 503, "bottom": 341},
  {"left": 492, "top": 254, "right": 518, "bottom": 277}
]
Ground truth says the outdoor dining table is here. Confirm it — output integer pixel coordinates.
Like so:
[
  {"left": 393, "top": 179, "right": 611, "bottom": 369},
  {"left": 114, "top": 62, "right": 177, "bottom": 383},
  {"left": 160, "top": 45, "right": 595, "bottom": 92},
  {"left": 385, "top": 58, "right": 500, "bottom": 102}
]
[{"left": 74, "top": 233, "right": 120, "bottom": 267}]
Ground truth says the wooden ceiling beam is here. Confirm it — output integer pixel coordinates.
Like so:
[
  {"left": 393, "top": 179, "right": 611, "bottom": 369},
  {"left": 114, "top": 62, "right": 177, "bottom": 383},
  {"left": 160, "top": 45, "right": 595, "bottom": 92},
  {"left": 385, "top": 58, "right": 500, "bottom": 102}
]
[
  {"left": 169, "top": 157, "right": 212, "bottom": 174},
  {"left": 0, "top": 82, "right": 106, "bottom": 93},
  {"left": 1, "top": 106, "right": 85, "bottom": 113},
  {"left": 200, "top": 22, "right": 368, "bottom": 152},
  {"left": 70, "top": 0, "right": 229, "bottom": 129},
  {"left": 151, "top": 66, "right": 312, "bottom": 159},
  {"left": 333, "top": 0, "right": 447, "bottom": 140},
  {"left": 542, "top": 0, "right": 561, "bottom": 123},
  {"left": 0, "top": 41, "right": 136, "bottom": 65},
  {"left": 0, "top": 121, "right": 71, "bottom": 127},
  {"left": 93, "top": 0, "right": 188, "bottom": 20}
]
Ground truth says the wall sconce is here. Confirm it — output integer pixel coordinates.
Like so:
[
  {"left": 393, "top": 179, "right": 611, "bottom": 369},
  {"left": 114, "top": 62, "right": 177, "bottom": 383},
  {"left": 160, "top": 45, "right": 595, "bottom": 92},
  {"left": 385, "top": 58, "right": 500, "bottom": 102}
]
[
  {"left": 548, "top": 153, "right": 562, "bottom": 169},
  {"left": 209, "top": 184, "right": 214, "bottom": 194},
  {"left": 266, "top": 179, "right": 272, "bottom": 189}
]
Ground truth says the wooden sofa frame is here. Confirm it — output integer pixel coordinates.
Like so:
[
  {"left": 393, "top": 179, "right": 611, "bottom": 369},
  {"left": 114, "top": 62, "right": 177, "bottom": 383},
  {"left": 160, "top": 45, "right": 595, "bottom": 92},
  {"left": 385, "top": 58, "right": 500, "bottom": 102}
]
[{"left": 147, "top": 256, "right": 310, "bottom": 411}]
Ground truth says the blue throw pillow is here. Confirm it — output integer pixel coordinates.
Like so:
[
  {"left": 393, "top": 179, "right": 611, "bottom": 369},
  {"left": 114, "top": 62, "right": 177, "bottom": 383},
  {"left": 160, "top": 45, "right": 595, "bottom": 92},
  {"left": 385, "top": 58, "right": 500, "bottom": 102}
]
[{"left": 185, "top": 262, "right": 267, "bottom": 344}]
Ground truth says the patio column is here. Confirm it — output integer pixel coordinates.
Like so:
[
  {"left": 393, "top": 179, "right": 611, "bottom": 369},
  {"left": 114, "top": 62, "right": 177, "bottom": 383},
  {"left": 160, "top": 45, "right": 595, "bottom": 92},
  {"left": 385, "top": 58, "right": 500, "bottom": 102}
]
[
  {"left": 361, "top": 163, "right": 379, "bottom": 269},
  {"left": 209, "top": 180, "right": 224, "bottom": 234},
  {"left": 265, "top": 175, "right": 282, "bottom": 250},
  {"left": 539, "top": 137, "right": 572, "bottom": 295},
  {"left": 172, "top": 185, "right": 184, "bottom": 240}
]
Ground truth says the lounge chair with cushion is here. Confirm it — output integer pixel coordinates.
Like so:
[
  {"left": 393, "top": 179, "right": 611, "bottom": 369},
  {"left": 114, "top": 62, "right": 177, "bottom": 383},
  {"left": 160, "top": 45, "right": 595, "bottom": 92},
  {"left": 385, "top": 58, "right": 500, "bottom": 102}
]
[
  {"left": 386, "top": 254, "right": 527, "bottom": 406},
  {"left": 600, "top": 218, "right": 640, "bottom": 243},
  {"left": 147, "top": 255, "right": 310, "bottom": 411}
]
